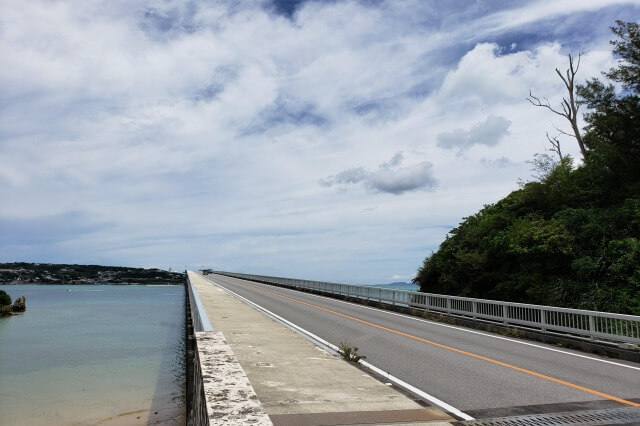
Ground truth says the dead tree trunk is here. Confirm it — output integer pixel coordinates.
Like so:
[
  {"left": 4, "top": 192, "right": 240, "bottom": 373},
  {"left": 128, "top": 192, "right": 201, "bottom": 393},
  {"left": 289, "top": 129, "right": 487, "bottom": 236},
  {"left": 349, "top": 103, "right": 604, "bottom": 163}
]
[{"left": 527, "top": 54, "right": 588, "bottom": 161}]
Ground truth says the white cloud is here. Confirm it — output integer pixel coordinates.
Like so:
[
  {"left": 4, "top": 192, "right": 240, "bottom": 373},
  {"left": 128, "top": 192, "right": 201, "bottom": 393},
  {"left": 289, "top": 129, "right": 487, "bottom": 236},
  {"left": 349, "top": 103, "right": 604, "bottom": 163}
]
[
  {"left": 320, "top": 168, "right": 368, "bottom": 187},
  {"left": 0, "top": 0, "right": 635, "bottom": 282},
  {"left": 380, "top": 151, "right": 404, "bottom": 168},
  {"left": 390, "top": 274, "right": 412, "bottom": 281},
  {"left": 368, "top": 162, "right": 437, "bottom": 194},
  {"left": 437, "top": 115, "right": 511, "bottom": 152},
  {"left": 480, "top": 157, "right": 519, "bottom": 169},
  {"left": 477, "top": 0, "right": 638, "bottom": 33},
  {"left": 320, "top": 152, "right": 437, "bottom": 195}
]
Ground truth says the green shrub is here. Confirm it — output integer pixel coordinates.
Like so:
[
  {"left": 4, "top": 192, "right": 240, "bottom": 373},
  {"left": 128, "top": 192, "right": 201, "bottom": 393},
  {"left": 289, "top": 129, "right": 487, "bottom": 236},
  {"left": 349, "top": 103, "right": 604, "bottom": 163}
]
[{"left": 0, "top": 290, "right": 11, "bottom": 306}]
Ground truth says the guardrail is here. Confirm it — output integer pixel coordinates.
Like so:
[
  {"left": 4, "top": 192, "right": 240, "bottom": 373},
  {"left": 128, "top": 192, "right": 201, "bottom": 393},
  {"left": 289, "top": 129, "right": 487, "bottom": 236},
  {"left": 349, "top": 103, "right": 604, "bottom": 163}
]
[
  {"left": 187, "top": 273, "right": 214, "bottom": 332},
  {"left": 212, "top": 271, "right": 640, "bottom": 346}
]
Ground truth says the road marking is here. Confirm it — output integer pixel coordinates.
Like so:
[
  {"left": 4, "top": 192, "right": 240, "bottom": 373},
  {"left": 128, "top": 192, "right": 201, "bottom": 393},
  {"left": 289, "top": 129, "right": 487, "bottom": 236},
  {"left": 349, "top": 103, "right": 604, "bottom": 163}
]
[
  {"left": 230, "top": 276, "right": 640, "bottom": 372},
  {"left": 217, "top": 276, "right": 640, "bottom": 408},
  {"left": 209, "top": 277, "right": 474, "bottom": 421}
]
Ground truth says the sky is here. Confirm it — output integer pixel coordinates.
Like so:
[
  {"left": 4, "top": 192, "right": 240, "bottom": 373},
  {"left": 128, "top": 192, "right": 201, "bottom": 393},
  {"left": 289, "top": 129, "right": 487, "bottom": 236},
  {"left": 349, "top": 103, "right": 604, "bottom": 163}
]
[{"left": 1, "top": 0, "right": 639, "bottom": 284}]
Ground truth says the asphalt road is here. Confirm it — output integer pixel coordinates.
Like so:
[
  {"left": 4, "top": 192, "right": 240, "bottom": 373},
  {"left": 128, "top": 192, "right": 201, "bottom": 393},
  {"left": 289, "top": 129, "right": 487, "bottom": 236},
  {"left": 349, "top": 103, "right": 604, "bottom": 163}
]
[{"left": 207, "top": 273, "right": 640, "bottom": 419}]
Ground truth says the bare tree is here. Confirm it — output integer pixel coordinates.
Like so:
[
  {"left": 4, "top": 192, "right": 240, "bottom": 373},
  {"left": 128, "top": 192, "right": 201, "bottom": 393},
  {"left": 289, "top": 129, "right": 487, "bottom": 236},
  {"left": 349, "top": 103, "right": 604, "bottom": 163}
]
[
  {"left": 546, "top": 132, "right": 563, "bottom": 161},
  {"left": 527, "top": 54, "right": 588, "bottom": 160}
]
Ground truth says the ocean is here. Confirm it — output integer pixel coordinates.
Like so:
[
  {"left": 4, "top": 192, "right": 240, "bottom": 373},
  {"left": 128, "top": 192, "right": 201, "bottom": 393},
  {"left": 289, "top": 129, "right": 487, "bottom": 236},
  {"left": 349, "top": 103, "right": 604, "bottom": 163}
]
[
  {"left": 0, "top": 284, "right": 185, "bottom": 426},
  {"left": 372, "top": 282, "right": 419, "bottom": 292}
]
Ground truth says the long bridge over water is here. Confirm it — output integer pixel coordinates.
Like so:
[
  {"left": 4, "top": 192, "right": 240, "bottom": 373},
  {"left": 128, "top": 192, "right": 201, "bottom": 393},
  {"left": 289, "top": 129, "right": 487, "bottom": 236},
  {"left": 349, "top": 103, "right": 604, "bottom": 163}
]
[{"left": 184, "top": 271, "right": 640, "bottom": 426}]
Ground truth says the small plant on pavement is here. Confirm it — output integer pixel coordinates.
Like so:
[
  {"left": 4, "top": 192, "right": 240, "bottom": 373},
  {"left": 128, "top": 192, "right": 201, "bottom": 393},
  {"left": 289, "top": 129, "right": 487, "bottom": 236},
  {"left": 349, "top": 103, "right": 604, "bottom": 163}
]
[{"left": 338, "top": 342, "right": 365, "bottom": 362}]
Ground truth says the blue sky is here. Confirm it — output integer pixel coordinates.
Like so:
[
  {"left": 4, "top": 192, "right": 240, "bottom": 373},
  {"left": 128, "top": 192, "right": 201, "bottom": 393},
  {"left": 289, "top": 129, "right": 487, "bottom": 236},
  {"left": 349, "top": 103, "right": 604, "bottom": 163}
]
[{"left": 1, "top": 0, "right": 639, "bottom": 283}]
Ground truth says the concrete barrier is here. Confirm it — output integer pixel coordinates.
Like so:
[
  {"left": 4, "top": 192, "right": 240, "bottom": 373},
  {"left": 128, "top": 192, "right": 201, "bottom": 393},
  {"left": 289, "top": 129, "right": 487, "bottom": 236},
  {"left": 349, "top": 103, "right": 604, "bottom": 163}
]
[
  {"left": 185, "top": 272, "right": 271, "bottom": 426},
  {"left": 195, "top": 331, "right": 272, "bottom": 425}
]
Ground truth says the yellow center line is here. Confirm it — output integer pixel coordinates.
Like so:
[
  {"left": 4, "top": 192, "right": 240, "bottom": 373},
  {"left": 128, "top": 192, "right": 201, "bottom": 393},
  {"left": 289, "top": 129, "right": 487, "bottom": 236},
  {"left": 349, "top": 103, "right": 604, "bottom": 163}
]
[{"left": 233, "top": 280, "right": 639, "bottom": 408}]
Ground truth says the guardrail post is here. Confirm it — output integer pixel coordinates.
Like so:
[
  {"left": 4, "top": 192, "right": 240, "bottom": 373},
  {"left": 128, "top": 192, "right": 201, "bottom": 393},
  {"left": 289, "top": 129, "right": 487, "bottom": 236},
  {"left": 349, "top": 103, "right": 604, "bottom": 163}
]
[
  {"left": 503, "top": 305, "right": 509, "bottom": 325},
  {"left": 472, "top": 301, "right": 477, "bottom": 319},
  {"left": 446, "top": 297, "right": 451, "bottom": 314},
  {"left": 588, "top": 314, "right": 596, "bottom": 340},
  {"left": 392, "top": 291, "right": 396, "bottom": 306},
  {"left": 540, "top": 308, "right": 546, "bottom": 332}
]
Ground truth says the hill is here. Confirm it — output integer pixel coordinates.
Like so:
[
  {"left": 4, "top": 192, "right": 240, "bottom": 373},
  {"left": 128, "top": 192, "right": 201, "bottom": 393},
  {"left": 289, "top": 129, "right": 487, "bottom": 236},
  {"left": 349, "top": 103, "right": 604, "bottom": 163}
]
[
  {"left": 414, "top": 22, "right": 640, "bottom": 315},
  {"left": 0, "top": 262, "right": 184, "bottom": 285}
]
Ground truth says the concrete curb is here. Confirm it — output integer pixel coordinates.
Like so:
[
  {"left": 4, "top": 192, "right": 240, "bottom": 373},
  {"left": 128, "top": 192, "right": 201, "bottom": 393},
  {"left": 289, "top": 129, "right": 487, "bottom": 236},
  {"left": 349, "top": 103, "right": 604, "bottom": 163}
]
[
  {"left": 196, "top": 331, "right": 272, "bottom": 425},
  {"left": 186, "top": 271, "right": 272, "bottom": 425}
]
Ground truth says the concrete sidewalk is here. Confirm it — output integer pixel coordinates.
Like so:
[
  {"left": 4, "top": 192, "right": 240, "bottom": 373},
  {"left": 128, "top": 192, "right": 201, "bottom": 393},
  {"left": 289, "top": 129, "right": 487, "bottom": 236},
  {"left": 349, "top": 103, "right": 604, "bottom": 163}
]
[{"left": 189, "top": 272, "right": 453, "bottom": 426}]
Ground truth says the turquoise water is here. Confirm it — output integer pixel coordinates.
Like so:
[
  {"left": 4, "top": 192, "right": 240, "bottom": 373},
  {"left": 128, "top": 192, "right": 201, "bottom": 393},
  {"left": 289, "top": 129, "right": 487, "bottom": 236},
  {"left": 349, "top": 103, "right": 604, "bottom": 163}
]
[{"left": 0, "top": 285, "right": 185, "bottom": 426}]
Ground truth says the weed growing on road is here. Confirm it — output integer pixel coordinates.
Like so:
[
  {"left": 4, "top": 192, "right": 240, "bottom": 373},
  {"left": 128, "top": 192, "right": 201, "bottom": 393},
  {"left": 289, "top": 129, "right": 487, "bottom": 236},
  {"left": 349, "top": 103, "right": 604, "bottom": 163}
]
[{"left": 338, "top": 342, "right": 365, "bottom": 362}]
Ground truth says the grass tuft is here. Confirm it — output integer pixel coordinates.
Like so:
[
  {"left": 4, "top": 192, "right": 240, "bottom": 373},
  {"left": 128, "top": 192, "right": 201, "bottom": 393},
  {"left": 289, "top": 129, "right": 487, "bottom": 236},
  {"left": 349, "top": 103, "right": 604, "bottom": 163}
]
[{"left": 337, "top": 342, "right": 365, "bottom": 362}]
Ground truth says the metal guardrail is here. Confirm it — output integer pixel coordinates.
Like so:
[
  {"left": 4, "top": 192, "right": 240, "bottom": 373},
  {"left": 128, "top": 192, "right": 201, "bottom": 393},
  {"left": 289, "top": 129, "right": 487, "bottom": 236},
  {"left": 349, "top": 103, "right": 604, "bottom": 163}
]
[
  {"left": 213, "top": 271, "right": 640, "bottom": 346},
  {"left": 187, "top": 273, "right": 213, "bottom": 332}
]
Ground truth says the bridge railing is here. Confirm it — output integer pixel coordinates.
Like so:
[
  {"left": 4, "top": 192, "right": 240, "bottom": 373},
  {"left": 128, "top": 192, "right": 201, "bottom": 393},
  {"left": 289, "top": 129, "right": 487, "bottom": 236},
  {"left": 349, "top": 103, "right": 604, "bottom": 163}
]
[
  {"left": 187, "top": 273, "right": 214, "bottom": 332},
  {"left": 212, "top": 271, "right": 640, "bottom": 346}
]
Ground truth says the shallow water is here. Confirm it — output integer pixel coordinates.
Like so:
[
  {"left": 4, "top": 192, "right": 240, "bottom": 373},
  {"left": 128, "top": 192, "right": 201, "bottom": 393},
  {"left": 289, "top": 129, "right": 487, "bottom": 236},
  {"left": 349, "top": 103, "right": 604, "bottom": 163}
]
[{"left": 0, "top": 284, "right": 185, "bottom": 425}]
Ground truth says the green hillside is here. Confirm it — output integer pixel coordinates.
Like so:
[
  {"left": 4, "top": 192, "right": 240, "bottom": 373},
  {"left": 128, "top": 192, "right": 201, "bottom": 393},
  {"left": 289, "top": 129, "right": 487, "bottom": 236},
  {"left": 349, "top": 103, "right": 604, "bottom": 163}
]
[
  {"left": 414, "top": 22, "right": 640, "bottom": 315},
  {"left": 0, "top": 262, "right": 184, "bottom": 285}
]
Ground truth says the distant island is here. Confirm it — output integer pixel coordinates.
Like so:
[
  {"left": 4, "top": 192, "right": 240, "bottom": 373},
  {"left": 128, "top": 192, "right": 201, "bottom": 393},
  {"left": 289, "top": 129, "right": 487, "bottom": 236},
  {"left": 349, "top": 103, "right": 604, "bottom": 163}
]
[{"left": 0, "top": 262, "right": 184, "bottom": 285}]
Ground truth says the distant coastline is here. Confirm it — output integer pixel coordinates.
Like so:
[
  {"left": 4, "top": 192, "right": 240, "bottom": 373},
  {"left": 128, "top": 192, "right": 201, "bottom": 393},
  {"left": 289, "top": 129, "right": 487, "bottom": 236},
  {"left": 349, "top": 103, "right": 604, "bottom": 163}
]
[
  {"left": 371, "top": 281, "right": 418, "bottom": 291},
  {"left": 0, "top": 262, "right": 184, "bottom": 285}
]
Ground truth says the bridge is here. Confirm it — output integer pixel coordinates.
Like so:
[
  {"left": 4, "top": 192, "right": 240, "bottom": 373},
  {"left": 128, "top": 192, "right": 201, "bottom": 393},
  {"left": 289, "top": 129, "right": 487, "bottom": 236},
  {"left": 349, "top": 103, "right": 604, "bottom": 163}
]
[{"left": 185, "top": 271, "right": 640, "bottom": 425}]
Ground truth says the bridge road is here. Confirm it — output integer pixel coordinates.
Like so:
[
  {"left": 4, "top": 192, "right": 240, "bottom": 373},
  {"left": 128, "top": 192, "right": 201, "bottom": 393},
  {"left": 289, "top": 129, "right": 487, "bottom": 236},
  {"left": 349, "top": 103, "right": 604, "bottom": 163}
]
[{"left": 205, "top": 273, "right": 640, "bottom": 419}]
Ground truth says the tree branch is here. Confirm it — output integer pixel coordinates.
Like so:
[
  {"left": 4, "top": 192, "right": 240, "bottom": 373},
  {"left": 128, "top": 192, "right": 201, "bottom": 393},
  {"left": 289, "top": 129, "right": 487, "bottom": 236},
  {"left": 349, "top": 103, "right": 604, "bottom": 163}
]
[
  {"left": 553, "top": 123, "right": 574, "bottom": 138},
  {"left": 545, "top": 132, "right": 563, "bottom": 161},
  {"left": 527, "top": 53, "right": 588, "bottom": 160},
  {"left": 527, "top": 91, "right": 567, "bottom": 118}
]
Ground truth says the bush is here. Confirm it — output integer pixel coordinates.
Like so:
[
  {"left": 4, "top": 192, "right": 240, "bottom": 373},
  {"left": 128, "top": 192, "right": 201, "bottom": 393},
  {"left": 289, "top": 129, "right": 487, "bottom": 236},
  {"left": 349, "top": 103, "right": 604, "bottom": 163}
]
[{"left": 0, "top": 290, "right": 11, "bottom": 306}]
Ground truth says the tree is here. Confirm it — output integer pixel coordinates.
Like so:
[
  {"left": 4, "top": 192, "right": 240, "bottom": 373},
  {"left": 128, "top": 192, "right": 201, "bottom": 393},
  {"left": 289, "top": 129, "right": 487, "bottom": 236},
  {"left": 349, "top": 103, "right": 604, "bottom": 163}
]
[
  {"left": 414, "top": 22, "right": 640, "bottom": 314},
  {"left": 606, "top": 21, "right": 640, "bottom": 93},
  {"left": 577, "top": 21, "right": 640, "bottom": 164},
  {"left": 527, "top": 54, "right": 588, "bottom": 160},
  {"left": 0, "top": 290, "right": 11, "bottom": 306}
]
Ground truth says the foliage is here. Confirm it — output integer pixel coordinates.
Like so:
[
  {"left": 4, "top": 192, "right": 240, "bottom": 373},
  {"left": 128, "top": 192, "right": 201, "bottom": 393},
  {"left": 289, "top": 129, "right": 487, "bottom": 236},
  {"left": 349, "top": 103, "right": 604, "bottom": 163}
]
[
  {"left": 337, "top": 342, "right": 366, "bottom": 362},
  {"left": 606, "top": 21, "right": 640, "bottom": 93},
  {"left": 0, "top": 290, "right": 11, "bottom": 306},
  {"left": 0, "top": 262, "right": 184, "bottom": 285},
  {"left": 414, "top": 22, "right": 640, "bottom": 314}
]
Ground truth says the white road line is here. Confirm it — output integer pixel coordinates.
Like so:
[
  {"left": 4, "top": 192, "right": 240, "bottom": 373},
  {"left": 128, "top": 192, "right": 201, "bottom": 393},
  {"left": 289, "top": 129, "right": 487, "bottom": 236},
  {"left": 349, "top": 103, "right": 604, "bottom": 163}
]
[
  {"left": 217, "top": 274, "right": 640, "bottom": 372},
  {"left": 207, "top": 276, "right": 475, "bottom": 422}
]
